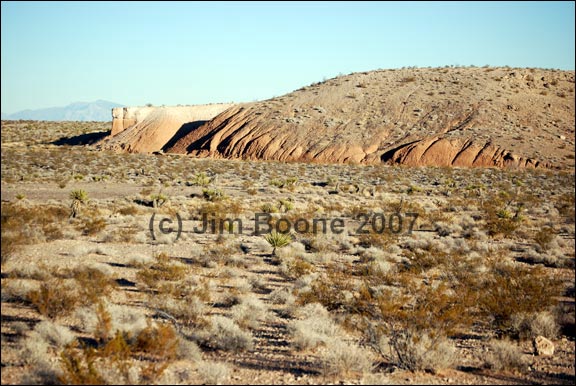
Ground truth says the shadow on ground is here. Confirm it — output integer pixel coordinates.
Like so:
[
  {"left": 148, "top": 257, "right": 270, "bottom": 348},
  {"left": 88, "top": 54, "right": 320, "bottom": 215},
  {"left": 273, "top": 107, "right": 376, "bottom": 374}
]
[{"left": 51, "top": 131, "right": 110, "bottom": 146}]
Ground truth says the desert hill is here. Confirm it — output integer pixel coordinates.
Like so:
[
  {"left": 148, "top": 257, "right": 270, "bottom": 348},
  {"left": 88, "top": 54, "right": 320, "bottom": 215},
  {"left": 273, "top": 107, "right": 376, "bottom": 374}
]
[
  {"left": 98, "top": 67, "right": 575, "bottom": 169},
  {"left": 165, "top": 67, "right": 574, "bottom": 169}
]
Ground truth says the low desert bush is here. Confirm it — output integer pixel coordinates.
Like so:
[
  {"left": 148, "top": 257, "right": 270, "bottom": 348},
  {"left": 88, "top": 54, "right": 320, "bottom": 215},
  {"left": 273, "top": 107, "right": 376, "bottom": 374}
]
[
  {"left": 375, "top": 328, "right": 456, "bottom": 373},
  {"left": 197, "top": 361, "right": 231, "bottom": 384},
  {"left": 201, "top": 316, "right": 254, "bottom": 351},
  {"left": 288, "top": 303, "right": 342, "bottom": 350},
  {"left": 321, "top": 338, "right": 374, "bottom": 377},
  {"left": 485, "top": 339, "right": 526, "bottom": 371},
  {"left": 28, "top": 278, "right": 82, "bottom": 319},
  {"left": 136, "top": 253, "right": 189, "bottom": 289},
  {"left": 202, "top": 188, "right": 226, "bottom": 202},
  {"left": 477, "top": 263, "right": 562, "bottom": 332},
  {"left": 510, "top": 311, "right": 560, "bottom": 340},
  {"left": 149, "top": 295, "right": 207, "bottom": 328},
  {"left": 78, "top": 217, "right": 107, "bottom": 236},
  {"left": 75, "top": 301, "right": 148, "bottom": 343},
  {"left": 230, "top": 294, "right": 268, "bottom": 329},
  {"left": 533, "top": 227, "right": 555, "bottom": 252}
]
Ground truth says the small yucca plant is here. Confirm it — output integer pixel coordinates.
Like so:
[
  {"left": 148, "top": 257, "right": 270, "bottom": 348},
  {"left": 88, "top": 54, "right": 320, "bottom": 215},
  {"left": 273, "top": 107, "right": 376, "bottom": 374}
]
[
  {"left": 70, "top": 189, "right": 89, "bottom": 203},
  {"left": 264, "top": 231, "right": 292, "bottom": 256},
  {"left": 69, "top": 189, "right": 88, "bottom": 218}
]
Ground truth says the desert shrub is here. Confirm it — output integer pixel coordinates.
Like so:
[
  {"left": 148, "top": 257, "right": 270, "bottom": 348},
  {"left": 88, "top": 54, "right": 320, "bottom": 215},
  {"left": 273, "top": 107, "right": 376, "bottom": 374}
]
[
  {"left": 485, "top": 339, "right": 526, "bottom": 371},
  {"left": 321, "top": 338, "right": 374, "bottom": 377},
  {"left": 76, "top": 302, "right": 148, "bottom": 343},
  {"left": 190, "top": 171, "right": 211, "bottom": 187},
  {"left": 510, "top": 311, "right": 560, "bottom": 340},
  {"left": 136, "top": 253, "right": 189, "bottom": 289},
  {"left": 149, "top": 295, "right": 207, "bottom": 328},
  {"left": 29, "top": 278, "right": 82, "bottom": 319},
  {"left": 230, "top": 294, "right": 268, "bottom": 329},
  {"left": 197, "top": 361, "right": 230, "bottom": 384},
  {"left": 477, "top": 263, "right": 563, "bottom": 332},
  {"left": 375, "top": 329, "right": 456, "bottom": 373},
  {"left": 33, "top": 320, "right": 76, "bottom": 349},
  {"left": 78, "top": 217, "right": 107, "bottom": 236},
  {"left": 376, "top": 279, "right": 473, "bottom": 337},
  {"left": 202, "top": 316, "right": 254, "bottom": 351},
  {"left": 1, "top": 226, "right": 20, "bottom": 265},
  {"left": 117, "top": 205, "right": 140, "bottom": 216},
  {"left": 533, "top": 227, "right": 555, "bottom": 252},
  {"left": 1, "top": 278, "right": 40, "bottom": 302},
  {"left": 58, "top": 322, "right": 181, "bottom": 385},
  {"left": 202, "top": 188, "right": 226, "bottom": 202},
  {"left": 70, "top": 265, "right": 116, "bottom": 303},
  {"left": 269, "top": 287, "right": 295, "bottom": 305},
  {"left": 278, "top": 198, "right": 294, "bottom": 212},
  {"left": 1, "top": 202, "right": 68, "bottom": 251},
  {"left": 58, "top": 342, "right": 107, "bottom": 385},
  {"left": 260, "top": 202, "right": 279, "bottom": 213},
  {"left": 295, "top": 270, "right": 353, "bottom": 312},
  {"left": 134, "top": 323, "right": 179, "bottom": 361},
  {"left": 554, "top": 192, "right": 575, "bottom": 220},
  {"left": 281, "top": 256, "right": 315, "bottom": 280},
  {"left": 289, "top": 304, "right": 342, "bottom": 350}
]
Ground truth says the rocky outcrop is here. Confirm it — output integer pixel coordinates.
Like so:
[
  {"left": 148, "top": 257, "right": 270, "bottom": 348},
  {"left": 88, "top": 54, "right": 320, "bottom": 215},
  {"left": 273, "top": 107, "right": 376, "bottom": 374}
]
[
  {"left": 99, "top": 104, "right": 235, "bottom": 153},
  {"left": 111, "top": 106, "right": 156, "bottom": 136}
]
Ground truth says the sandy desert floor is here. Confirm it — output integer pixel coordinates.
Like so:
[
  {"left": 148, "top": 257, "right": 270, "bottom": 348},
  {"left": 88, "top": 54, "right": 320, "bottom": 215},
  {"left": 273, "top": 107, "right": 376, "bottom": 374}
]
[{"left": 1, "top": 121, "right": 574, "bottom": 385}]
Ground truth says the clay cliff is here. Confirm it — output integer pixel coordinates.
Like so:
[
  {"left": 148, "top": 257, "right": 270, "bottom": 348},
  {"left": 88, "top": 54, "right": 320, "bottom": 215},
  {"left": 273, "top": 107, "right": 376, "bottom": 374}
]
[
  {"left": 166, "top": 67, "right": 574, "bottom": 169},
  {"left": 97, "top": 104, "right": 235, "bottom": 153}
]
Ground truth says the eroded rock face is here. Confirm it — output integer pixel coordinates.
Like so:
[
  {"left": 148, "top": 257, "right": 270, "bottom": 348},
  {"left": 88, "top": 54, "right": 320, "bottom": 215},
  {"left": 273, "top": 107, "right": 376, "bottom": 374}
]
[
  {"left": 165, "top": 67, "right": 574, "bottom": 169},
  {"left": 111, "top": 106, "right": 156, "bottom": 136},
  {"left": 99, "top": 104, "right": 236, "bottom": 153}
]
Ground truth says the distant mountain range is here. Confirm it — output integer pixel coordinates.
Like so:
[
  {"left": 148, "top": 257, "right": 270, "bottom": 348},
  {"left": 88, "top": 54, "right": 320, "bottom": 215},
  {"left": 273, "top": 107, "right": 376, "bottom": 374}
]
[{"left": 1, "top": 100, "right": 123, "bottom": 121}]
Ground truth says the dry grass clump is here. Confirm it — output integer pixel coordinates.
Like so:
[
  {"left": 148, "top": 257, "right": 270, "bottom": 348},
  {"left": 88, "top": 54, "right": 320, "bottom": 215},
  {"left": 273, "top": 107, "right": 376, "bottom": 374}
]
[
  {"left": 199, "top": 315, "right": 254, "bottom": 351},
  {"left": 76, "top": 301, "right": 148, "bottom": 343},
  {"left": 510, "top": 311, "right": 560, "bottom": 340},
  {"left": 230, "top": 293, "right": 269, "bottom": 329},
  {"left": 28, "top": 278, "right": 84, "bottom": 319},
  {"left": 136, "top": 252, "right": 189, "bottom": 289},
  {"left": 320, "top": 338, "right": 374, "bottom": 377},
  {"left": 485, "top": 339, "right": 527, "bottom": 372},
  {"left": 374, "top": 329, "right": 456, "bottom": 374},
  {"left": 197, "top": 360, "right": 231, "bottom": 384},
  {"left": 288, "top": 303, "right": 342, "bottom": 350}
]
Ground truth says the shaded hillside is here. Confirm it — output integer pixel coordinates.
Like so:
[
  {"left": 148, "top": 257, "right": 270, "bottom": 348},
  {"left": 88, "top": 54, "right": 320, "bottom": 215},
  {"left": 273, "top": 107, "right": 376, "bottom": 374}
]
[{"left": 165, "top": 67, "right": 574, "bottom": 169}]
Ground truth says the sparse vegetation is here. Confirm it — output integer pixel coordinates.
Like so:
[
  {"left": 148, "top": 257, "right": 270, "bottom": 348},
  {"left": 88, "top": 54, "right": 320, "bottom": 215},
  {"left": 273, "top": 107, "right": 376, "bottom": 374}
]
[{"left": 1, "top": 116, "right": 574, "bottom": 384}]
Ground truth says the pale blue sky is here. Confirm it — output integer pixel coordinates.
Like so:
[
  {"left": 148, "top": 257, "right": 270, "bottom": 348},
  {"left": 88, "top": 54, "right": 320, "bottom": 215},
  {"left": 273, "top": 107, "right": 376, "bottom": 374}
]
[{"left": 1, "top": 1, "right": 574, "bottom": 113}]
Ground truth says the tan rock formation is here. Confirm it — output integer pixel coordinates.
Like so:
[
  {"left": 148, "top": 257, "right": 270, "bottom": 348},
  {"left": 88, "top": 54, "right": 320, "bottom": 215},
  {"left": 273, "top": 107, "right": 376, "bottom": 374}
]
[{"left": 98, "top": 104, "right": 236, "bottom": 153}]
